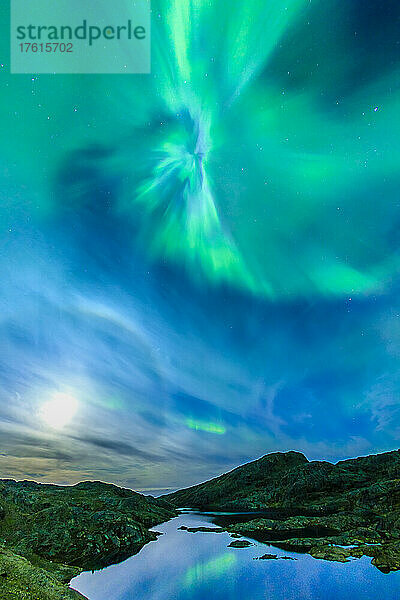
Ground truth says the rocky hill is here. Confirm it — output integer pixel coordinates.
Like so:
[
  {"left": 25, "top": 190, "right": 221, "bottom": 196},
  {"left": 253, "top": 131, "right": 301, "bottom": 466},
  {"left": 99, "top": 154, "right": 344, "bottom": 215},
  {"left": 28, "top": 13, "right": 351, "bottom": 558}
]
[
  {"left": 164, "top": 449, "right": 400, "bottom": 572},
  {"left": 165, "top": 451, "right": 309, "bottom": 510},
  {"left": 164, "top": 449, "right": 400, "bottom": 513},
  {"left": 0, "top": 479, "right": 177, "bottom": 599}
]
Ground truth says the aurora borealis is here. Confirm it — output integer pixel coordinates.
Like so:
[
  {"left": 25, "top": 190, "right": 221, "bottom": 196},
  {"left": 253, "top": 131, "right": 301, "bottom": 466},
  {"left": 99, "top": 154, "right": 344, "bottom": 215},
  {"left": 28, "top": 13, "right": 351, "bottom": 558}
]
[{"left": 0, "top": 0, "right": 400, "bottom": 491}]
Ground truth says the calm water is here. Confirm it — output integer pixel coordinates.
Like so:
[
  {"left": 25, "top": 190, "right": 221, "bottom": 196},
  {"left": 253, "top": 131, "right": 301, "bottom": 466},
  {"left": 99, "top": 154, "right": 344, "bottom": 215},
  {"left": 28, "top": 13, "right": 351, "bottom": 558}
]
[{"left": 71, "top": 511, "right": 400, "bottom": 600}]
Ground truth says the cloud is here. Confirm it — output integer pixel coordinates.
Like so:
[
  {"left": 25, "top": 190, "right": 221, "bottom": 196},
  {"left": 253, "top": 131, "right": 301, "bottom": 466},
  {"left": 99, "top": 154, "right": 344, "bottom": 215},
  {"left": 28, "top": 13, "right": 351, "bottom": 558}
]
[{"left": 69, "top": 433, "right": 167, "bottom": 462}]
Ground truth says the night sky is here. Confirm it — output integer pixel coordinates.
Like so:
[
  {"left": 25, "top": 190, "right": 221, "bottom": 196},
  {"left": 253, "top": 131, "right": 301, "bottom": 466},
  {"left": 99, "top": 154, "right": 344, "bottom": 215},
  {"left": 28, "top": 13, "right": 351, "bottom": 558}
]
[{"left": 0, "top": 0, "right": 400, "bottom": 492}]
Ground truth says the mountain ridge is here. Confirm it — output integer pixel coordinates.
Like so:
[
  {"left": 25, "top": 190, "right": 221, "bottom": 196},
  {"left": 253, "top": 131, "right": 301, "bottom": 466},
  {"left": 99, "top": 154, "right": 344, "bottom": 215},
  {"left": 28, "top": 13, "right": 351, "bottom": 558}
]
[{"left": 164, "top": 448, "right": 400, "bottom": 511}]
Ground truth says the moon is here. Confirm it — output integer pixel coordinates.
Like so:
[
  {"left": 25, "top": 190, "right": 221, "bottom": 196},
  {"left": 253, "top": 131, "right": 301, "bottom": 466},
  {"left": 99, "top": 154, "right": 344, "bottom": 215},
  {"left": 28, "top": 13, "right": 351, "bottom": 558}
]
[{"left": 40, "top": 392, "right": 79, "bottom": 429}]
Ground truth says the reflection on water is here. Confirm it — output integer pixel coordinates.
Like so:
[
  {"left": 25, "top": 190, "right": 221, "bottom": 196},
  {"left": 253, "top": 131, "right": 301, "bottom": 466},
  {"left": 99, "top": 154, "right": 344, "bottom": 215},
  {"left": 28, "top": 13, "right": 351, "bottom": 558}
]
[
  {"left": 71, "top": 511, "right": 400, "bottom": 600},
  {"left": 184, "top": 553, "right": 237, "bottom": 588}
]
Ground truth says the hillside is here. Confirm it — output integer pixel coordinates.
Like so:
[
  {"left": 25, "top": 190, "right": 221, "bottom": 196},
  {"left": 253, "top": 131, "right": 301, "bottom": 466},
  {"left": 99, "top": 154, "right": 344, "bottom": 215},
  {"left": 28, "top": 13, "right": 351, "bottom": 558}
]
[
  {"left": 164, "top": 449, "right": 400, "bottom": 513},
  {"left": 165, "top": 449, "right": 400, "bottom": 572},
  {"left": 0, "top": 479, "right": 177, "bottom": 599}
]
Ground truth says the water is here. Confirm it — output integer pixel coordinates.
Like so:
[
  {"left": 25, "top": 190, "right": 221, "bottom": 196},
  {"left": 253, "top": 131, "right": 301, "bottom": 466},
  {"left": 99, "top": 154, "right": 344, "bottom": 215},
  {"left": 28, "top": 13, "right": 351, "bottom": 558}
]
[{"left": 71, "top": 511, "right": 400, "bottom": 600}]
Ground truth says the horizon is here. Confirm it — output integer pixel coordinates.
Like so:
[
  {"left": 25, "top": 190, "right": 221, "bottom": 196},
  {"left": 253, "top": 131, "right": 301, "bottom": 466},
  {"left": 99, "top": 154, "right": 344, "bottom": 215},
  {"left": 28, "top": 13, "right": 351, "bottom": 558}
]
[{"left": 2, "top": 446, "right": 399, "bottom": 493}]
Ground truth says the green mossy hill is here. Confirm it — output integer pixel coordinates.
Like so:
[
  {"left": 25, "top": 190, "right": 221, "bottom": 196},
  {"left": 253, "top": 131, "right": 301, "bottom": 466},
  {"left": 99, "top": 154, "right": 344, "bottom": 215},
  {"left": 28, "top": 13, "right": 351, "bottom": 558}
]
[
  {"left": 0, "top": 479, "right": 177, "bottom": 599},
  {"left": 165, "top": 449, "right": 400, "bottom": 571},
  {"left": 164, "top": 449, "right": 400, "bottom": 513},
  {"left": 165, "top": 451, "right": 308, "bottom": 510},
  {"left": 0, "top": 479, "right": 176, "bottom": 569}
]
